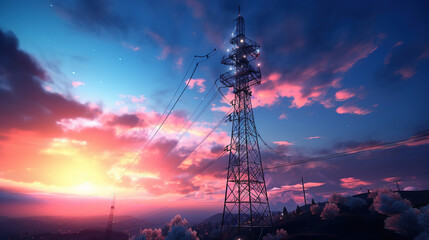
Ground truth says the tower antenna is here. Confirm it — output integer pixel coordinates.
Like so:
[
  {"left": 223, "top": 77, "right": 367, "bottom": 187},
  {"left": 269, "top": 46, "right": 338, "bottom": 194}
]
[
  {"left": 302, "top": 177, "right": 307, "bottom": 205},
  {"left": 219, "top": 10, "right": 273, "bottom": 240},
  {"left": 105, "top": 195, "right": 116, "bottom": 240}
]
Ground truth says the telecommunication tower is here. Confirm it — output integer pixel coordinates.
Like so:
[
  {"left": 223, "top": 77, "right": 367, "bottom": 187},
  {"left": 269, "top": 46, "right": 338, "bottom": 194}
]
[
  {"left": 220, "top": 8, "right": 273, "bottom": 239},
  {"left": 105, "top": 195, "right": 116, "bottom": 240}
]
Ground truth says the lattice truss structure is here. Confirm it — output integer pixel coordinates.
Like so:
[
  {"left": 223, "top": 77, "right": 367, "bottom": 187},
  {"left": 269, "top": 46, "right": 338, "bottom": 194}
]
[{"left": 220, "top": 12, "right": 273, "bottom": 238}]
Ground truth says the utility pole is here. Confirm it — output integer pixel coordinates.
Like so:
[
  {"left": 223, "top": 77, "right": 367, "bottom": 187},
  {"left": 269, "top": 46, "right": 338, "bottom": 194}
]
[
  {"left": 302, "top": 177, "right": 307, "bottom": 206},
  {"left": 395, "top": 180, "right": 401, "bottom": 192},
  {"left": 220, "top": 7, "right": 273, "bottom": 240},
  {"left": 105, "top": 195, "right": 116, "bottom": 240}
]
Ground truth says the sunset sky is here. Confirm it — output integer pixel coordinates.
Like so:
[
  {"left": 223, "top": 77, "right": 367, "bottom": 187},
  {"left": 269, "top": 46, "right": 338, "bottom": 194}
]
[{"left": 1, "top": 0, "right": 429, "bottom": 218}]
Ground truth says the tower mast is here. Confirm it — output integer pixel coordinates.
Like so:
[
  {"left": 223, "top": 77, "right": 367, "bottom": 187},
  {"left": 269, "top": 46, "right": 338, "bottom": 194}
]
[
  {"left": 105, "top": 195, "right": 116, "bottom": 240},
  {"left": 220, "top": 8, "right": 273, "bottom": 239},
  {"left": 302, "top": 176, "right": 307, "bottom": 205}
]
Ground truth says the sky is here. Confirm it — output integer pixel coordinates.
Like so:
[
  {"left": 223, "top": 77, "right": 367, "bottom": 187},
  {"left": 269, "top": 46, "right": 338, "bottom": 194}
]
[{"left": 0, "top": 0, "right": 429, "bottom": 219}]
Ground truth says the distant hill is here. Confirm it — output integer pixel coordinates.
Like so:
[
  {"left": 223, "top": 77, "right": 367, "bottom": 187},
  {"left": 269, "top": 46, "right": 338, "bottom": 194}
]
[
  {"left": 0, "top": 215, "right": 142, "bottom": 239},
  {"left": 193, "top": 190, "right": 429, "bottom": 240},
  {"left": 7, "top": 229, "right": 129, "bottom": 240}
]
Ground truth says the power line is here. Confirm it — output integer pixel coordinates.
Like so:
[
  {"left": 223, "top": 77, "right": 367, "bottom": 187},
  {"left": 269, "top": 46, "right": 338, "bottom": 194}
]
[
  {"left": 179, "top": 108, "right": 233, "bottom": 165},
  {"left": 159, "top": 82, "right": 221, "bottom": 161},
  {"left": 145, "top": 56, "right": 196, "bottom": 146},
  {"left": 110, "top": 49, "right": 216, "bottom": 187},
  {"left": 184, "top": 150, "right": 228, "bottom": 180},
  {"left": 145, "top": 49, "right": 217, "bottom": 151},
  {"left": 263, "top": 133, "right": 429, "bottom": 171},
  {"left": 257, "top": 132, "right": 291, "bottom": 162},
  {"left": 175, "top": 81, "right": 218, "bottom": 138}
]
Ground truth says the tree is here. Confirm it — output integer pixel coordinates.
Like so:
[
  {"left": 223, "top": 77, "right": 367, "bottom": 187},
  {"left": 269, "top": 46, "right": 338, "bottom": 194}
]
[
  {"left": 282, "top": 206, "right": 288, "bottom": 216},
  {"left": 296, "top": 205, "right": 301, "bottom": 215},
  {"left": 311, "top": 199, "right": 316, "bottom": 205}
]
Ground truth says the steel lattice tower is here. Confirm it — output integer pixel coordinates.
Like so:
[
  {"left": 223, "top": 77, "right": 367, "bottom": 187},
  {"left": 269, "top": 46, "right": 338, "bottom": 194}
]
[
  {"left": 220, "top": 9, "right": 273, "bottom": 239},
  {"left": 105, "top": 195, "right": 115, "bottom": 240}
]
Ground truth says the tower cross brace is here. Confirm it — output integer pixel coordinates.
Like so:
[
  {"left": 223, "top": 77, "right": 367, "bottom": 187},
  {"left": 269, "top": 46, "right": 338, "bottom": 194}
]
[{"left": 220, "top": 11, "right": 273, "bottom": 239}]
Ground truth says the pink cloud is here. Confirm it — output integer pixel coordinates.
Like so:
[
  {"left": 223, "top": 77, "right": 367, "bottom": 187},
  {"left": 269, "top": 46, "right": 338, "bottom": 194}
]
[
  {"left": 306, "top": 136, "right": 321, "bottom": 140},
  {"left": 185, "top": 0, "right": 204, "bottom": 18},
  {"left": 273, "top": 141, "right": 294, "bottom": 146},
  {"left": 175, "top": 57, "right": 183, "bottom": 69},
  {"left": 333, "top": 133, "right": 429, "bottom": 156},
  {"left": 395, "top": 67, "right": 416, "bottom": 79},
  {"left": 333, "top": 44, "right": 378, "bottom": 73},
  {"left": 211, "top": 105, "right": 230, "bottom": 113},
  {"left": 72, "top": 81, "right": 85, "bottom": 88},
  {"left": 335, "top": 89, "right": 355, "bottom": 101},
  {"left": 336, "top": 105, "right": 371, "bottom": 115},
  {"left": 269, "top": 182, "right": 325, "bottom": 195},
  {"left": 340, "top": 177, "right": 371, "bottom": 189},
  {"left": 157, "top": 46, "right": 171, "bottom": 60},
  {"left": 119, "top": 94, "right": 146, "bottom": 103},
  {"left": 393, "top": 41, "right": 403, "bottom": 48},
  {"left": 187, "top": 78, "right": 206, "bottom": 93},
  {"left": 278, "top": 113, "right": 288, "bottom": 120},
  {"left": 148, "top": 31, "right": 173, "bottom": 60},
  {"left": 383, "top": 177, "right": 398, "bottom": 182},
  {"left": 122, "top": 42, "right": 140, "bottom": 51},
  {"left": 251, "top": 73, "right": 323, "bottom": 109}
]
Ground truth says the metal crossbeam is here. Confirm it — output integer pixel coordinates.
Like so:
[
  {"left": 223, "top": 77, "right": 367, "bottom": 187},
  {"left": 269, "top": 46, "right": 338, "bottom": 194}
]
[{"left": 220, "top": 10, "right": 273, "bottom": 240}]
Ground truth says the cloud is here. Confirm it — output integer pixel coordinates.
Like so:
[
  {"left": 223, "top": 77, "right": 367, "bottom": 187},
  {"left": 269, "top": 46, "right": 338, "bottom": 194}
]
[
  {"left": 269, "top": 182, "right": 325, "bottom": 196},
  {"left": 329, "top": 133, "right": 429, "bottom": 154},
  {"left": 336, "top": 104, "right": 371, "bottom": 115},
  {"left": 278, "top": 113, "right": 287, "bottom": 120},
  {"left": 72, "top": 81, "right": 85, "bottom": 88},
  {"left": 148, "top": 31, "right": 174, "bottom": 60},
  {"left": 273, "top": 141, "right": 294, "bottom": 146},
  {"left": 335, "top": 89, "right": 355, "bottom": 101},
  {"left": 122, "top": 42, "right": 140, "bottom": 51},
  {"left": 0, "top": 29, "right": 99, "bottom": 135},
  {"left": 246, "top": 1, "right": 381, "bottom": 110},
  {"left": 119, "top": 94, "right": 146, "bottom": 103},
  {"left": 395, "top": 68, "right": 416, "bottom": 79},
  {"left": 0, "top": 188, "right": 43, "bottom": 204},
  {"left": 175, "top": 57, "right": 183, "bottom": 69},
  {"left": 340, "top": 177, "right": 371, "bottom": 189},
  {"left": 55, "top": 0, "right": 129, "bottom": 36},
  {"left": 187, "top": 78, "right": 206, "bottom": 93},
  {"left": 107, "top": 114, "right": 140, "bottom": 127},
  {"left": 306, "top": 136, "right": 321, "bottom": 140},
  {"left": 210, "top": 105, "right": 230, "bottom": 113}
]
